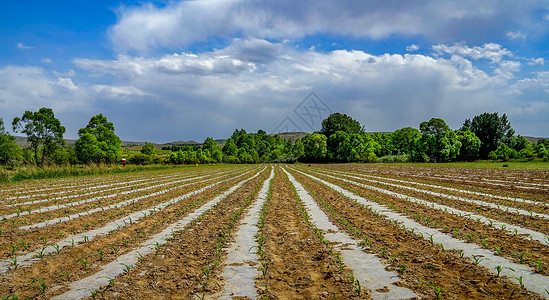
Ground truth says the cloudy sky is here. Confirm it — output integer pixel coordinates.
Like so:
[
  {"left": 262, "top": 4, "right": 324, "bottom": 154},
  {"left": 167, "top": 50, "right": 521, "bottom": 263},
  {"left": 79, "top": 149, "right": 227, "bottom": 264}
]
[{"left": 1, "top": 0, "right": 548, "bottom": 142}]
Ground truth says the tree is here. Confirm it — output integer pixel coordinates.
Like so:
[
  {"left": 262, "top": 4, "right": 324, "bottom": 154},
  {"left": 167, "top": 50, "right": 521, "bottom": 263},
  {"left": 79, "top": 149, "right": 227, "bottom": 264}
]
[
  {"left": 302, "top": 133, "right": 327, "bottom": 162},
  {"left": 0, "top": 118, "right": 22, "bottom": 167},
  {"left": 222, "top": 138, "right": 238, "bottom": 157},
  {"left": 319, "top": 113, "right": 365, "bottom": 137},
  {"left": 391, "top": 127, "right": 421, "bottom": 162},
  {"left": 141, "top": 142, "right": 155, "bottom": 156},
  {"left": 75, "top": 114, "right": 121, "bottom": 164},
  {"left": 455, "top": 130, "right": 481, "bottom": 161},
  {"left": 467, "top": 112, "right": 515, "bottom": 159},
  {"left": 12, "top": 107, "right": 65, "bottom": 166},
  {"left": 419, "top": 118, "right": 461, "bottom": 162},
  {"left": 202, "top": 137, "right": 218, "bottom": 153}
]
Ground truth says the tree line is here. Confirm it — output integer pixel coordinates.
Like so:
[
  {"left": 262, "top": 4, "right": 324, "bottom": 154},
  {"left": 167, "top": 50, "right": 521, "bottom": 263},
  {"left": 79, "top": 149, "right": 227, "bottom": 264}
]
[{"left": 0, "top": 108, "right": 547, "bottom": 168}]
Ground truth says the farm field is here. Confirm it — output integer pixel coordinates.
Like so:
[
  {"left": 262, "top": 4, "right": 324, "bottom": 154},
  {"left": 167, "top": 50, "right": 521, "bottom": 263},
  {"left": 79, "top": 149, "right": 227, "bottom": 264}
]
[{"left": 0, "top": 164, "right": 548, "bottom": 299}]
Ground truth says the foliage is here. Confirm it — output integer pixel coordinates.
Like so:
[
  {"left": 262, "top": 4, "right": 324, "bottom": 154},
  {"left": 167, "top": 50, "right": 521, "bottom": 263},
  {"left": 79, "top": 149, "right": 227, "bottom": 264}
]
[
  {"left": 140, "top": 142, "right": 155, "bottom": 156},
  {"left": 12, "top": 107, "right": 66, "bottom": 167},
  {"left": 319, "top": 113, "right": 365, "bottom": 137},
  {"left": 466, "top": 112, "right": 515, "bottom": 159},
  {"left": 391, "top": 127, "right": 421, "bottom": 162},
  {"left": 455, "top": 130, "right": 481, "bottom": 161},
  {"left": 301, "top": 133, "right": 328, "bottom": 162},
  {"left": 0, "top": 118, "right": 22, "bottom": 168},
  {"left": 75, "top": 114, "right": 121, "bottom": 164},
  {"left": 489, "top": 143, "right": 518, "bottom": 161},
  {"left": 419, "top": 118, "right": 461, "bottom": 162}
]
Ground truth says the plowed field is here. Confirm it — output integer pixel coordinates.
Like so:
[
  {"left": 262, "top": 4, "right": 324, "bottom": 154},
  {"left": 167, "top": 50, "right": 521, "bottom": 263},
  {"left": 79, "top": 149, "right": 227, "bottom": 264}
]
[{"left": 1, "top": 164, "right": 548, "bottom": 299}]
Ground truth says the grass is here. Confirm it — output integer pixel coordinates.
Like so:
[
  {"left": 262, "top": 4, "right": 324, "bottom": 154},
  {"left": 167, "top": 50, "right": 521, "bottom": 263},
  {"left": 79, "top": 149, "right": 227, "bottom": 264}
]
[
  {"left": 0, "top": 163, "right": 217, "bottom": 183},
  {"left": 373, "top": 160, "right": 549, "bottom": 170}
]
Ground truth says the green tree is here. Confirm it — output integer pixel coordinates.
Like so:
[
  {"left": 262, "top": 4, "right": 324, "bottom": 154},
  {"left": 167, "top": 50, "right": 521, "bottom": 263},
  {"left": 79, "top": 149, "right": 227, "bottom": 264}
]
[
  {"left": 202, "top": 137, "right": 218, "bottom": 153},
  {"left": 455, "top": 130, "right": 481, "bottom": 161},
  {"left": 141, "top": 142, "right": 155, "bottom": 156},
  {"left": 302, "top": 133, "right": 327, "bottom": 162},
  {"left": 0, "top": 118, "right": 22, "bottom": 167},
  {"left": 292, "top": 139, "right": 305, "bottom": 160},
  {"left": 75, "top": 114, "right": 121, "bottom": 164},
  {"left": 12, "top": 107, "right": 66, "bottom": 166},
  {"left": 222, "top": 138, "right": 238, "bottom": 157},
  {"left": 489, "top": 143, "right": 518, "bottom": 161},
  {"left": 419, "top": 118, "right": 461, "bottom": 162},
  {"left": 391, "top": 127, "right": 421, "bottom": 162},
  {"left": 320, "top": 113, "right": 365, "bottom": 137},
  {"left": 467, "top": 112, "right": 515, "bottom": 159}
]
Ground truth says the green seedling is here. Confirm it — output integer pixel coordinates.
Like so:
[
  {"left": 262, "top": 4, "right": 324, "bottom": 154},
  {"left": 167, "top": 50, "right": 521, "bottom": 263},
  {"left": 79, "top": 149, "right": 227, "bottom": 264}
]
[
  {"left": 494, "top": 265, "right": 514, "bottom": 277},
  {"left": 76, "top": 257, "right": 89, "bottom": 270},
  {"left": 471, "top": 255, "right": 488, "bottom": 266},
  {"left": 9, "top": 244, "right": 18, "bottom": 256},
  {"left": 512, "top": 276, "right": 525, "bottom": 289},
  {"left": 59, "top": 270, "right": 71, "bottom": 280},
  {"left": 535, "top": 260, "right": 543, "bottom": 273},
  {"left": 514, "top": 251, "right": 528, "bottom": 263},
  {"left": 10, "top": 257, "right": 18, "bottom": 270},
  {"left": 30, "top": 277, "right": 47, "bottom": 295},
  {"left": 121, "top": 263, "right": 132, "bottom": 273}
]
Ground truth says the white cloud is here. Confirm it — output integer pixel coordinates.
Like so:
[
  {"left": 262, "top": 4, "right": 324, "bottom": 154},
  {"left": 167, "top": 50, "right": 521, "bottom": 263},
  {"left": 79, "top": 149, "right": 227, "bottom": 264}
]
[
  {"left": 72, "top": 41, "right": 538, "bottom": 138},
  {"left": 56, "top": 78, "right": 78, "bottom": 90},
  {"left": 94, "top": 85, "right": 149, "bottom": 98},
  {"left": 109, "top": 0, "right": 549, "bottom": 53},
  {"left": 16, "top": 43, "right": 33, "bottom": 50},
  {"left": 53, "top": 69, "right": 77, "bottom": 77},
  {"left": 433, "top": 42, "right": 512, "bottom": 63},
  {"left": 41, "top": 58, "right": 52, "bottom": 63},
  {"left": 513, "top": 71, "right": 549, "bottom": 90},
  {"left": 406, "top": 44, "right": 419, "bottom": 51},
  {"left": 506, "top": 31, "right": 527, "bottom": 41},
  {"left": 528, "top": 58, "right": 544, "bottom": 65}
]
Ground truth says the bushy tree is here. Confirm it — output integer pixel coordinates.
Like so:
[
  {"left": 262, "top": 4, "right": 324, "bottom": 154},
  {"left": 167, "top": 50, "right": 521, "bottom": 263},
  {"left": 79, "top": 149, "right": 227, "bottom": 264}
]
[
  {"left": 466, "top": 112, "right": 515, "bottom": 159},
  {"left": 455, "top": 130, "right": 481, "bottom": 161},
  {"left": 222, "top": 138, "right": 238, "bottom": 157},
  {"left": 391, "top": 127, "right": 421, "bottom": 162},
  {"left": 489, "top": 143, "right": 518, "bottom": 161},
  {"left": 141, "top": 142, "right": 155, "bottom": 156},
  {"left": 419, "top": 118, "right": 461, "bottom": 162},
  {"left": 0, "top": 118, "right": 22, "bottom": 167},
  {"left": 202, "top": 137, "right": 218, "bottom": 153},
  {"left": 75, "top": 114, "right": 121, "bottom": 164},
  {"left": 12, "top": 107, "right": 66, "bottom": 166},
  {"left": 302, "top": 133, "right": 327, "bottom": 161},
  {"left": 320, "top": 113, "right": 365, "bottom": 137}
]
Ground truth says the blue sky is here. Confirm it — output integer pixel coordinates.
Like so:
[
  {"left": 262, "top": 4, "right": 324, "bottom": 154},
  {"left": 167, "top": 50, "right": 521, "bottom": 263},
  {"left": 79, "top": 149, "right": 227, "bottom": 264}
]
[{"left": 1, "top": 0, "right": 548, "bottom": 142}]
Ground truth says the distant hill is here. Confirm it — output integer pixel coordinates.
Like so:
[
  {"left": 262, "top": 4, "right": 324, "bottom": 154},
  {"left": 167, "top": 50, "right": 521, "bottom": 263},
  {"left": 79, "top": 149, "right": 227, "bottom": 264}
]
[
  {"left": 271, "top": 131, "right": 308, "bottom": 141},
  {"left": 523, "top": 136, "right": 547, "bottom": 144}
]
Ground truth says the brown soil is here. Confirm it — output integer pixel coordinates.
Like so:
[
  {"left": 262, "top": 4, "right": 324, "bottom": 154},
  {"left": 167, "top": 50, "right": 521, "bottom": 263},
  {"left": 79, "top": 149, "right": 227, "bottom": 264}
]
[
  {"left": 258, "top": 167, "right": 360, "bottom": 299},
  {"left": 288, "top": 167, "right": 543, "bottom": 299},
  {"left": 0, "top": 167, "right": 255, "bottom": 299},
  {"left": 298, "top": 166, "right": 549, "bottom": 275}
]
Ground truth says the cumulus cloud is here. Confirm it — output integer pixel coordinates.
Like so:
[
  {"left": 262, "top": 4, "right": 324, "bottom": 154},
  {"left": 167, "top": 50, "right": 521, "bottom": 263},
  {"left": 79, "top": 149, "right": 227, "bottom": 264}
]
[
  {"left": 16, "top": 43, "right": 33, "bottom": 50},
  {"left": 506, "top": 31, "right": 527, "bottom": 41},
  {"left": 56, "top": 78, "right": 78, "bottom": 90},
  {"left": 109, "top": 0, "right": 549, "bottom": 53},
  {"left": 406, "top": 44, "right": 419, "bottom": 51},
  {"left": 70, "top": 40, "right": 547, "bottom": 139},
  {"left": 528, "top": 58, "right": 544, "bottom": 65},
  {"left": 433, "top": 42, "right": 512, "bottom": 63}
]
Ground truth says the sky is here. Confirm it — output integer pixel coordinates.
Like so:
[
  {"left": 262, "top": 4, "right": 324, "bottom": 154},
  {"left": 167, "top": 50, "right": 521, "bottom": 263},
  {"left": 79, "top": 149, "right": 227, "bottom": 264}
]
[{"left": 1, "top": 0, "right": 548, "bottom": 143}]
